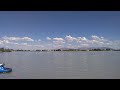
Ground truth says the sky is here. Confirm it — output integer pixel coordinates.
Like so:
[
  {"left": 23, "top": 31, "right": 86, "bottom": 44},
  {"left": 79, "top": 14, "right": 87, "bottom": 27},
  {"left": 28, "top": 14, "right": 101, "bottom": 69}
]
[{"left": 0, "top": 11, "right": 120, "bottom": 50}]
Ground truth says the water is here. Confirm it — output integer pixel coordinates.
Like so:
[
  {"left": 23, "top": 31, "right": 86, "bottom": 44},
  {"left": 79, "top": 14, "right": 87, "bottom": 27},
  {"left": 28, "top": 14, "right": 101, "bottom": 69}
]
[{"left": 0, "top": 51, "right": 120, "bottom": 79}]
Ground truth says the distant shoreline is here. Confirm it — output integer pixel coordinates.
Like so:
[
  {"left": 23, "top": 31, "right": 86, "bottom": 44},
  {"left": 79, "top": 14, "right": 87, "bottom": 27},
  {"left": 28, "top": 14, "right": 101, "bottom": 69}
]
[
  {"left": 0, "top": 51, "right": 119, "bottom": 53},
  {"left": 1, "top": 47, "right": 120, "bottom": 52}
]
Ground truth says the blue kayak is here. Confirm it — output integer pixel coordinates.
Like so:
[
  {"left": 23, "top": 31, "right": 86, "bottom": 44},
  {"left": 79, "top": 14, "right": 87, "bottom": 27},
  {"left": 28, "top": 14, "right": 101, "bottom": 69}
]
[{"left": 0, "top": 64, "right": 12, "bottom": 73}]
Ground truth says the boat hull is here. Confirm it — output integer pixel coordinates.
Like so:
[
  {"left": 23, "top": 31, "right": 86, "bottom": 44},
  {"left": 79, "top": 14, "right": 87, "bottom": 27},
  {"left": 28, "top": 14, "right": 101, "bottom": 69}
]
[{"left": 0, "top": 67, "right": 12, "bottom": 73}]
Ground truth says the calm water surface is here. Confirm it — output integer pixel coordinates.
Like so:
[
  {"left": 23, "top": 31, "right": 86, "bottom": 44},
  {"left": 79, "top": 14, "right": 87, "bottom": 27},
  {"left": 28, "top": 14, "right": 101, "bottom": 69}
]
[{"left": 0, "top": 51, "right": 120, "bottom": 79}]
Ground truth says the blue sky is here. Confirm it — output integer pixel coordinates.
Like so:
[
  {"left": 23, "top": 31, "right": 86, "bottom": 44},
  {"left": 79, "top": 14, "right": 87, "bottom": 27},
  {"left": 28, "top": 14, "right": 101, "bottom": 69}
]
[{"left": 0, "top": 11, "right": 120, "bottom": 50}]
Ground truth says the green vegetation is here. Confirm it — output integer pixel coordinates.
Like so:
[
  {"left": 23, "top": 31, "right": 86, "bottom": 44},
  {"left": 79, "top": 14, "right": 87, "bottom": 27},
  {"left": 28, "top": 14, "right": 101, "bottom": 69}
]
[
  {"left": 0, "top": 48, "right": 12, "bottom": 52},
  {"left": 16, "top": 49, "right": 30, "bottom": 51}
]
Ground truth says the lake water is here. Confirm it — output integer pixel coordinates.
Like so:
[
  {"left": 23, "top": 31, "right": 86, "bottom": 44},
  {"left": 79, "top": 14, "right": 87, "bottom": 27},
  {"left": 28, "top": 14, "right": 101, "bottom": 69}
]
[{"left": 0, "top": 51, "right": 120, "bottom": 79}]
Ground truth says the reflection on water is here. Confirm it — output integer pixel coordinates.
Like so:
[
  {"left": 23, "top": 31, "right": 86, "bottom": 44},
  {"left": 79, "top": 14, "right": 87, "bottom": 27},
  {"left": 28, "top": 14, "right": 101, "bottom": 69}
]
[{"left": 0, "top": 51, "right": 120, "bottom": 79}]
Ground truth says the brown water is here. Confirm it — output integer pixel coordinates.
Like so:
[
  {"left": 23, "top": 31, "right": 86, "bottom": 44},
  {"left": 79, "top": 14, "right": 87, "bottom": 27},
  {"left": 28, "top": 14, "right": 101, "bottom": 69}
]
[{"left": 0, "top": 51, "right": 120, "bottom": 79}]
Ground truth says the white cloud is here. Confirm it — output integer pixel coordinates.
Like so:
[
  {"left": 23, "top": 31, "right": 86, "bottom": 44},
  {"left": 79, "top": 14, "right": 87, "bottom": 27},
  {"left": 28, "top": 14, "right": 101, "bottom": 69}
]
[
  {"left": 53, "top": 37, "right": 64, "bottom": 41},
  {"left": 2, "top": 36, "right": 34, "bottom": 42},
  {"left": 0, "top": 40, "right": 11, "bottom": 45},
  {"left": 81, "top": 44, "right": 89, "bottom": 46},
  {"left": 38, "top": 39, "right": 41, "bottom": 41},
  {"left": 21, "top": 43, "right": 28, "bottom": 45},
  {"left": 22, "top": 37, "right": 34, "bottom": 41},
  {"left": 3, "top": 40, "right": 10, "bottom": 44},
  {"left": 91, "top": 35, "right": 106, "bottom": 42},
  {"left": 53, "top": 44, "right": 64, "bottom": 49},
  {"left": 47, "top": 44, "right": 52, "bottom": 46},
  {"left": 46, "top": 37, "right": 51, "bottom": 40},
  {"left": 13, "top": 43, "right": 19, "bottom": 45},
  {"left": 78, "top": 37, "right": 87, "bottom": 41},
  {"left": 76, "top": 37, "right": 91, "bottom": 44},
  {"left": 92, "top": 40, "right": 99, "bottom": 43},
  {"left": 92, "top": 35, "right": 99, "bottom": 40},
  {"left": 68, "top": 44, "right": 72, "bottom": 46},
  {"left": 0, "top": 40, "right": 3, "bottom": 45},
  {"left": 0, "top": 35, "right": 120, "bottom": 50},
  {"left": 52, "top": 37, "right": 65, "bottom": 45},
  {"left": 90, "top": 35, "right": 110, "bottom": 47},
  {"left": 65, "top": 35, "right": 77, "bottom": 42},
  {"left": 53, "top": 41, "right": 65, "bottom": 45}
]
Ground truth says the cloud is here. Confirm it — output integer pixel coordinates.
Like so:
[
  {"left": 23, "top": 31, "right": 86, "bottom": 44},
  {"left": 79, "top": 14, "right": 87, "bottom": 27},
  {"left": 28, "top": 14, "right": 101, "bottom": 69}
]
[
  {"left": 68, "top": 44, "right": 72, "bottom": 46},
  {"left": 0, "top": 35, "right": 120, "bottom": 50},
  {"left": 46, "top": 37, "right": 51, "bottom": 40},
  {"left": 81, "top": 44, "right": 89, "bottom": 46},
  {"left": 91, "top": 35, "right": 107, "bottom": 42},
  {"left": 22, "top": 37, "right": 34, "bottom": 41},
  {"left": 52, "top": 37, "right": 65, "bottom": 45},
  {"left": 13, "top": 43, "right": 19, "bottom": 45},
  {"left": 0, "top": 40, "right": 3, "bottom": 45},
  {"left": 2, "top": 36, "right": 34, "bottom": 42},
  {"left": 21, "top": 43, "right": 28, "bottom": 45},
  {"left": 76, "top": 37, "right": 89, "bottom": 43},
  {"left": 3, "top": 40, "right": 10, "bottom": 44},
  {"left": 38, "top": 39, "right": 42, "bottom": 41},
  {"left": 54, "top": 45, "right": 63, "bottom": 48},
  {"left": 65, "top": 35, "right": 77, "bottom": 42},
  {"left": 92, "top": 35, "right": 101, "bottom": 40},
  {"left": 53, "top": 37, "right": 64, "bottom": 41},
  {"left": 90, "top": 35, "right": 110, "bottom": 46},
  {"left": 0, "top": 40, "right": 10, "bottom": 45},
  {"left": 78, "top": 37, "right": 87, "bottom": 41},
  {"left": 53, "top": 41, "right": 65, "bottom": 45}
]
